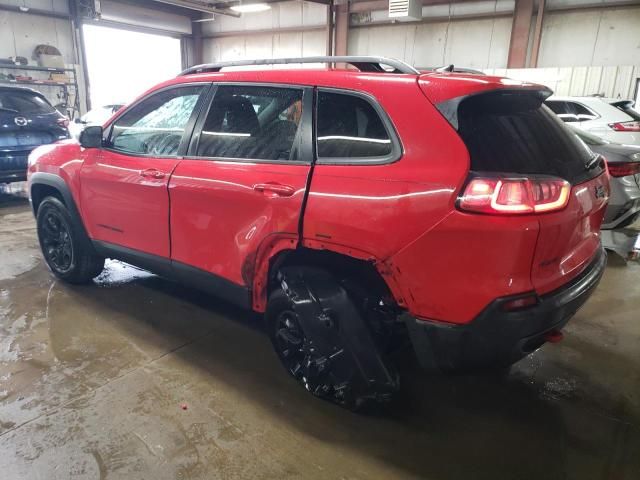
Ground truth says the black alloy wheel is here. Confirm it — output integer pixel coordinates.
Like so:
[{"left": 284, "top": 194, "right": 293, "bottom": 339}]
[{"left": 40, "top": 209, "right": 74, "bottom": 273}]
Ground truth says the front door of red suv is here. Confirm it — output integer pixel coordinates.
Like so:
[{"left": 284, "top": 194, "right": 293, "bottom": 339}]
[
  {"left": 79, "top": 84, "right": 208, "bottom": 258},
  {"left": 168, "top": 84, "right": 312, "bottom": 299}
]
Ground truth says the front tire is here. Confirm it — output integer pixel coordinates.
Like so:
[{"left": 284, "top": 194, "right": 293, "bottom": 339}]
[{"left": 36, "top": 196, "right": 104, "bottom": 283}]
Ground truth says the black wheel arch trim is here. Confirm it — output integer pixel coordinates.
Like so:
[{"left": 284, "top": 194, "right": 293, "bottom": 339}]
[{"left": 30, "top": 172, "right": 91, "bottom": 241}]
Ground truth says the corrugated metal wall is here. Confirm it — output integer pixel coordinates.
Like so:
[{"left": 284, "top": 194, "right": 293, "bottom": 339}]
[
  {"left": 486, "top": 65, "right": 640, "bottom": 99},
  {"left": 201, "top": 1, "right": 328, "bottom": 62}
]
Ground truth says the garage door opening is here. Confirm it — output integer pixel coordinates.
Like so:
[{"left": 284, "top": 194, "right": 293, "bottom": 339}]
[{"left": 82, "top": 24, "right": 182, "bottom": 110}]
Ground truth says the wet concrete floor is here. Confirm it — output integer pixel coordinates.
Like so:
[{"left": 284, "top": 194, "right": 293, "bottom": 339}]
[{"left": 0, "top": 182, "right": 639, "bottom": 479}]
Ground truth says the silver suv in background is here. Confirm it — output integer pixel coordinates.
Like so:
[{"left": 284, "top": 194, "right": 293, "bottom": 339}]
[
  {"left": 68, "top": 103, "right": 124, "bottom": 139},
  {"left": 546, "top": 97, "right": 640, "bottom": 146},
  {"left": 570, "top": 126, "right": 640, "bottom": 229}
]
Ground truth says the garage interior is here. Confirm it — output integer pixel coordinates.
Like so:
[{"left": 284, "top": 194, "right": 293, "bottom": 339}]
[{"left": 1, "top": 0, "right": 640, "bottom": 478}]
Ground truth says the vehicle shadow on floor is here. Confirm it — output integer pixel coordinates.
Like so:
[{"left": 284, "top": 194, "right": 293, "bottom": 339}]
[{"left": 52, "top": 265, "right": 639, "bottom": 480}]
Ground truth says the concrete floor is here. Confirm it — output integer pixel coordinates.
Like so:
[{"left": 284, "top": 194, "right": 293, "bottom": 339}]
[{"left": 0, "top": 182, "right": 639, "bottom": 480}]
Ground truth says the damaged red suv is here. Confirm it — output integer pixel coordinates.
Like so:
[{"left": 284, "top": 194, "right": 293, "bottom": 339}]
[{"left": 28, "top": 57, "right": 608, "bottom": 408}]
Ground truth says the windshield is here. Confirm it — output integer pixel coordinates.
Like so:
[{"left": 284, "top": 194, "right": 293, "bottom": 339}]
[{"left": 0, "top": 90, "right": 55, "bottom": 114}]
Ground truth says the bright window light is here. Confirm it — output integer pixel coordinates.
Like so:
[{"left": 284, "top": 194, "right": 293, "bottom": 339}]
[{"left": 230, "top": 3, "right": 271, "bottom": 13}]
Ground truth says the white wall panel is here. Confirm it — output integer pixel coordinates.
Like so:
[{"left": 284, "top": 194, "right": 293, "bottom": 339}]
[
  {"left": 486, "top": 65, "right": 640, "bottom": 99},
  {"left": 1, "top": 0, "right": 70, "bottom": 14},
  {"left": 202, "top": 30, "right": 327, "bottom": 63},
  {"left": 0, "top": 9, "right": 86, "bottom": 112},
  {"left": 351, "top": 4, "right": 639, "bottom": 69},
  {"left": 0, "top": 10, "right": 74, "bottom": 63},
  {"left": 99, "top": 0, "right": 192, "bottom": 35},
  {"left": 202, "top": 1, "right": 326, "bottom": 34},
  {"left": 349, "top": 17, "right": 511, "bottom": 69},
  {"left": 538, "top": 8, "right": 640, "bottom": 67}
]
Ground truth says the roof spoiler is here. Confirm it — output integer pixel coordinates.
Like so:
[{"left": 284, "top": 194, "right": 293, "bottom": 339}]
[{"left": 436, "top": 87, "right": 553, "bottom": 130}]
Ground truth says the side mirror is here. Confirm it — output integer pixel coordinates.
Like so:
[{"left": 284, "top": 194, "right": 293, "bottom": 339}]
[
  {"left": 79, "top": 125, "right": 103, "bottom": 149},
  {"left": 74, "top": 118, "right": 84, "bottom": 124}
]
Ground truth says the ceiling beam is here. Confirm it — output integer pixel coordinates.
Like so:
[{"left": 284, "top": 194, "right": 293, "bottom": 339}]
[
  {"left": 507, "top": 0, "right": 534, "bottom": 68},
  {"left": 529, "top": 0, "right": 545, "bottom": 68}
]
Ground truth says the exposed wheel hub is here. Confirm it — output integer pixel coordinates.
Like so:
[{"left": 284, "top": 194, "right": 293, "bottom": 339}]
[{"left": 273, "top": 267, "right": 399, "bottom": 409}]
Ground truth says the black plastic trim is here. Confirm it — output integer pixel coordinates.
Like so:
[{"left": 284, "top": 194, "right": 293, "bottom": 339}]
[
  {"left": 92, "top": 240, "right": 251, "bottom": 310},
  {"left": 297, "top": 87, "right": 317, "bottom": 244},
  {"left": 30, "top": 172, "right": 84, "bottom": 226},
  {"left": 435, "top": 86, "right": 553, "bottom": 131},
  {"left": 405, "top": 246, "right": 607, "bottom": 371}
]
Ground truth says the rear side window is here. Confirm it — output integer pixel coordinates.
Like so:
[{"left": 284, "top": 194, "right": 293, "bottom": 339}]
[
  {"left": 196, "top": 85, "right": 304, "bottom": 161},
  {"left": 0, "top": 91, "right": 55, "bottom": 114},
  {"left": 571, "top": 102, "right": 598, "bottom": 120},
  {"left": 316, "top": 91, "right": 394, "bottom": 160},
  {"left": 457, "top": 92, "right": 601, "bottom": 183},
  {"left": 545, "top": 101, "right": 570, "bottom": 116}
]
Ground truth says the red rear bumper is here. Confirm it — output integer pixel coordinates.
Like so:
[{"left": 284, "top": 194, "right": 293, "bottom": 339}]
[{"left": 404, "top": 246, "right": 606, "bottom": 371}]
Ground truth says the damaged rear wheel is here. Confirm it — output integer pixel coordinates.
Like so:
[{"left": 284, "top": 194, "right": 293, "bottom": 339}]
[{"left": 266, "top": 268, "right": 400, "bottom": 410}]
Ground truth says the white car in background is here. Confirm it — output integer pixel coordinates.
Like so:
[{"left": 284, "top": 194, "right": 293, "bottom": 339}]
[
  {"left": 68, "top": 103, "right": 124, "bottom": 139},
  {"left": 545, "top": 96, "right": 640, "bottom": 146}
]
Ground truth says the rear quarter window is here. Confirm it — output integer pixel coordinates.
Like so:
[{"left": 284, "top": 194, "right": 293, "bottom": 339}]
[{"left": 315, "top": 90, "right": 400, "bottom": 163}]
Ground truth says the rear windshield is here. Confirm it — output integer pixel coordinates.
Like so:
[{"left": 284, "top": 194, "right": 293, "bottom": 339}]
[
  {"left": 0, "top": 90, "right": 55, "bottom": 114},
  {"left": 456, "top": 91, "right": 602, "bottom": 183}
]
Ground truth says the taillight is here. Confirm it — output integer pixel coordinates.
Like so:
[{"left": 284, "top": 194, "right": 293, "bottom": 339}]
[
  {"left": 57, "top": 118, "right": 70, "bottom": 129},
  {"left": 607, "top": 161, "right": 640, "bottom": 177},
  {"left": 608, "top": 121, "right": 640, "bottom": 132},
  {"left": 458, "top": 175, "right": 571, "bottom": 214}
]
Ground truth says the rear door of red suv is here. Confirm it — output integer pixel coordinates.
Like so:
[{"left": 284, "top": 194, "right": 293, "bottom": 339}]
[
  {"left": 450, "top": 88, "right": 609, "bottom": 294},
  {"left": 167, "top": 83, "right": 313, "bottom": 302}
]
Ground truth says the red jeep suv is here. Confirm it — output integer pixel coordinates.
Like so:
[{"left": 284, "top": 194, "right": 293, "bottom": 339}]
[{"left": 28, "top": 57, "right": 608, "bottom": 408}]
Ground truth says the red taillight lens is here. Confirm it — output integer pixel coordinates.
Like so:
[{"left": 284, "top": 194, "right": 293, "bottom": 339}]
[
  {"left": 607, "top": 162, "right": 640, "bottom": 177},
  {"left": 608, "top": 121, "right": 640, "bottom": 132},
  {"left": 57, "top": 118, "right": 70, "bottom": 128},
  {"left": 459, "top": 175, "right": 571, "bottom": 214}
]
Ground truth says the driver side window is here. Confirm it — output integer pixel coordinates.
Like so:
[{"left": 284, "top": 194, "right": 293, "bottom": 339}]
[{"left": 108, "top": 85, "right": 205, "bottom": 157}]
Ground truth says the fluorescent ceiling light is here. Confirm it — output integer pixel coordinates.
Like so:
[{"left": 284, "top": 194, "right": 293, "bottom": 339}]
[{"left": 230, "top": 3, "right": 271, "bottom": 13}]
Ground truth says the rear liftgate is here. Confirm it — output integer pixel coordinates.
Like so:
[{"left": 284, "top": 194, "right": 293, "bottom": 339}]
[{"left": 277, "top": 267, "right": 399, "bottom": 408}]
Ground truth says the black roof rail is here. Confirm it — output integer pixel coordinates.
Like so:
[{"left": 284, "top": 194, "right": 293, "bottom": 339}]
[{"left": 179, "top": 56, "right": 420, "bottom": 76}]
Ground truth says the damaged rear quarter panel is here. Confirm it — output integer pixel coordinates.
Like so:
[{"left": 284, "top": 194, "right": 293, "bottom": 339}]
[{"left": 301, "top": 80, "right": 470, "bottom": 316}]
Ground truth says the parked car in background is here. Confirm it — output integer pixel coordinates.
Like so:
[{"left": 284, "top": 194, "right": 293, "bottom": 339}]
[
  {"left": 28, "top": 57, "right": 609, "bottom": 408},
  {"left": 0, "top": 86, "right": 69, "bottom": 183},
  {"left": 570, "top": 126, "right": 640, "bottom": 229},
  {"left": 545, "top": 96, "right": 640, "bottom": 145},
  {"left": 68, "top": 103, "right": 124, "bottom": 139}
]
